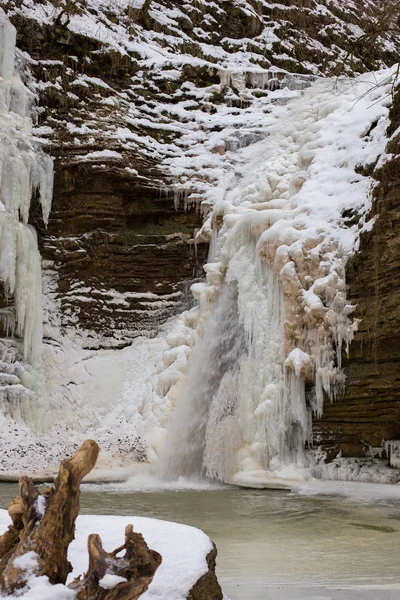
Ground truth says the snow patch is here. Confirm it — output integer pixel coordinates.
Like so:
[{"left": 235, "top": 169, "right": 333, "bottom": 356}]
[{"left": 0, "top": 510, "right": 214, "bottom": 600}]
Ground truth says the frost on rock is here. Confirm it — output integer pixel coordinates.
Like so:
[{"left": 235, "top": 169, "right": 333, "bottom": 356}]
[
  {"left": 311, "top": 456, "right": 400, "bottom": 485},
  {"left": 385, "top": 441, "right": 400, "bottom": 469},
  {"left": 0, "top": 10, "right": 53, "bottom": 427},
  {"left": 160, "top": 69, "right": 399, "bottom": 486}
]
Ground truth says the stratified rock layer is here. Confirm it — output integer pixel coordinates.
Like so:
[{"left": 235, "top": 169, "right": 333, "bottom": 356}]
[
  {"left": 314, "top": 88, "right": 400, "bottom": 457},
  {"left": 33, "top": 156, "right": 206, "bottom": 347},
  {"left": 5, "top": 0, "right": 398, "bottom": 348},
  {"left": 1, "top": 0, "right": 400, "bottom": 463}
]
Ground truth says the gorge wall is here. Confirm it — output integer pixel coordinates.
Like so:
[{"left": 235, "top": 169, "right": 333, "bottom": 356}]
[
  {"left": 5, "top": 0, "right": 398, "bottom": 347},
  {"left": 0, "top": 0, "right": 400, "bottom": 477},
  {"left": 314, "top": 87, "right": 400, "bottom": 460},
  {"left": 9, "top": 11, "right": 209, "bottom": 348}
]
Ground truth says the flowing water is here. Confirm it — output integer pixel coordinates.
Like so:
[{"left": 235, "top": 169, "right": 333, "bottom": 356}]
[
  {"left": 162, "top": 283, "right": 247, "bottom": 481},
  {"left": 1, "top": 483, "right": 400, "bottom": 599}
]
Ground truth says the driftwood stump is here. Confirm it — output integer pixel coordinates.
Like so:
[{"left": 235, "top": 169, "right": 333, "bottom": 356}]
[
  {"left": 70, "top": 525, "right": 161, "bottom": 600},
  {"left": 0, "top": 440, "right": 161, "bottom": 598}
]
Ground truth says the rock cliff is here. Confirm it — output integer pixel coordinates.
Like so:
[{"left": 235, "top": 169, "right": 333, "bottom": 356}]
[{"left": 314, "top": 86, "right": 400, "bottom": 461}]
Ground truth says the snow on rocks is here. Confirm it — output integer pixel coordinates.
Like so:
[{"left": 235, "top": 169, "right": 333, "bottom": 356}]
[
  {"left": 0, "top": 324, "right": 176, "bottom": 476},
  {"left": 159, "top": 68, "right": 399, "bottom": 485},
  {"left": 310, "top": 456, "right": 400, "bottom": 485},
  {"left": 0, "top": 509, "right": 215, "bottom": 600},
  {"left": 1, "top": 0, "right": 341, "bottom": 215}
]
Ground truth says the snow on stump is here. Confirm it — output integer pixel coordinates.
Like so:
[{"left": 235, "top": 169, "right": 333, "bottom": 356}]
[{"left": 0, "top": 440, "right": 161, "bottom": 598}]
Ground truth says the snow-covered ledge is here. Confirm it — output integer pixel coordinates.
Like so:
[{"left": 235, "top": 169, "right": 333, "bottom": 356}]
[{"left": 0, "top": 510, "right": 223, "bottom": 600}]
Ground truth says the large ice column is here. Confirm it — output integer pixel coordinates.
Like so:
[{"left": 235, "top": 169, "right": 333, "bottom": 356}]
[
  {"left": 161, "top": 230, "right": 312, "bottom": 483},
  {"left": 0, "top": 10, "right": 54, "bottom": 426},
  {"left": 0, "top": 15, "right": 16, "bottom": 80}
]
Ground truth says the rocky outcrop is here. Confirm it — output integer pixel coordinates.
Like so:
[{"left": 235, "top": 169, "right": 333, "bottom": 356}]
[
  {"left": 33, "top": 156, "right": 207, "bottom": 347},
  {"left": 187, "top": 545, "right": 223, "bottom": 600},
  {"left": 313, "top": 87, "right": 400, "bottom": 459},
  {"left": 1, "top": 0, "right": 400, "bottom": 467},
  {"left": 8, "top": 9, "right": 208, "bottom": 347}
]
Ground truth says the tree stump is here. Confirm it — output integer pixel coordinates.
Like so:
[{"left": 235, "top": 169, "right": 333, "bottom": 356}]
[
  {"left": 0, "top": 440, "right": 161, "bottom": 598},
  {"left": 70, "top": 524, "right": 161, "bottom": 600}
]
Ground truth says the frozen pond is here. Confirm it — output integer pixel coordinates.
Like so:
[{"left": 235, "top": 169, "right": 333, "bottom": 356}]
[{"left": 1, "top": 483, "right": 400, "bottom": 599}]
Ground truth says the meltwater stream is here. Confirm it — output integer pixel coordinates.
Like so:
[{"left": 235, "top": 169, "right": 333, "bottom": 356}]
[{"left": 1, "top": 484, "right": 400, "bottom": 600}]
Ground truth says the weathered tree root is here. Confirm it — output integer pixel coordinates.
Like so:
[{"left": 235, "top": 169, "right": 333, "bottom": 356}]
[
  {"left": 0, "top": 440, "right": 161, "bottom": 598},
  {"left": 70, "top": 525, "right": 161, "bottom": 600}
]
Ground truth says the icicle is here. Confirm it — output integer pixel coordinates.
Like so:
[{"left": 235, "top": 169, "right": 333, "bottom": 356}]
[
  {"left": 386, "top": 441, "right": 400, "bottom": 468},
  {"left": 0, "top": 15, "right": 16, "bottom": 80},
  {"left": 0, "top": 10, "right": 54, "bottom": 419},
  {"left": 15, "top": 224, "right": 43, "bottom": 368}
]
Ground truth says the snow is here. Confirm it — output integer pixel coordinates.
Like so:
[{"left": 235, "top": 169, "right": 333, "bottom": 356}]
[
  {"left": 0, "top": 509, "right": 213, "bottom": 600},
  {"left": 3, "top": 576, "right": 75, "bottom": 600},
  {"left": 98, "top": 574, "right": 127, "bottom": 589},
  {"left": 34, "top": 495, "right": 47, "bottom": 518},
  {"left": 77, "top": 149, "right": 123, "bottom": 161},
  {"left": 0, "top": 324, "right": 173, "bottom": 476},
  {"left": 13, "top": 551, "right": 39, "bottom": 572}
]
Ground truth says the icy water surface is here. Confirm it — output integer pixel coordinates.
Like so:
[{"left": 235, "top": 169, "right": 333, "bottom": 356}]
[{"left": 0, "top": 484, "right": 400, "bottom": 599}]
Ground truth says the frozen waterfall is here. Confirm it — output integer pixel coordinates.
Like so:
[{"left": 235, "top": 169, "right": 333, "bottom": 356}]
[
  {"left": 159, "top": 69, "right": 398, "bottom": 486},
  {"left": 0, "top": 10, "right": 53, "bottom": 426},
  {"left": 162, "top": 248, "right": 312, "bottom": 484}
]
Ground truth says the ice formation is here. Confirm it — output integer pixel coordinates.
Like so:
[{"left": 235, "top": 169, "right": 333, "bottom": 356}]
[
  {"left": 160, "top": 69, "right": 398, "bottom": 486},
  {"left": 385, "top": 441, "right": 400, "bottom": 469},
  {"left": 0, "top": 10, "right": 53, "bottom": 426}
]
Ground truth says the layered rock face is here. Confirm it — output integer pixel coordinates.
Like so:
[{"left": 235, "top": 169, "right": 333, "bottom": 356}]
[
  {"left": 314, "top": 88, "right": 400, "bottom": 459},
  {"left": 8, "top": 7, "right": 210, "bottom": 347},
  {"left": 34, "top": 156, "right": 206, "bottom": 347},
  {"left": 4, "top": 0, "right": 397, "bottom": 347}
]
